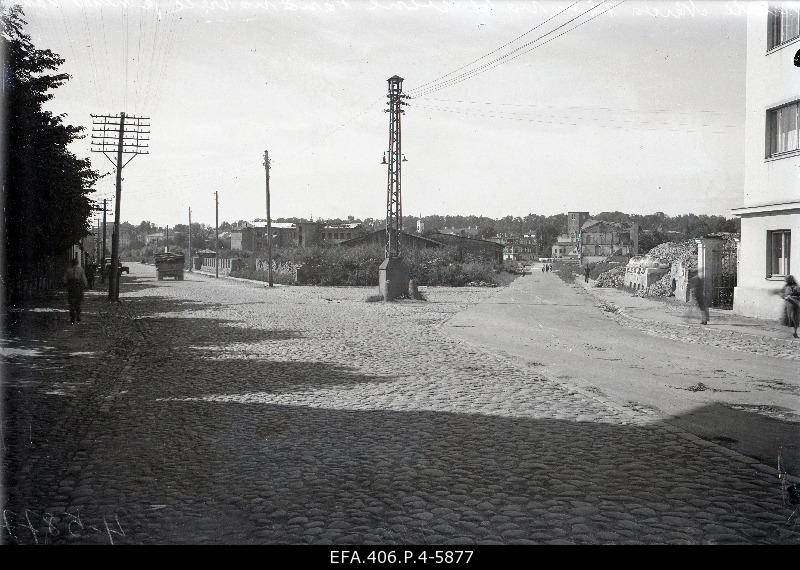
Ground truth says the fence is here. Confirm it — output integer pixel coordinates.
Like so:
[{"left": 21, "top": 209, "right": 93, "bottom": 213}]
[{"left": 199, "top": 256, "right": 232, "bottom": 276}]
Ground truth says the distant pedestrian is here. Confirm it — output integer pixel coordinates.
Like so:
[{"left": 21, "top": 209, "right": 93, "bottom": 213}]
[
  {"left": 64, "top": 257, "right": 88, "bottom": 324},
  {"left": 541, "top": 264, "right": 545, "bottom": 272},
  {"left": 778, "top": 275, "right": 800, "bottom": 339},
  {"left": 584, "top": 264, "right": 591, "bottom": 283},
  {"left": 691, "top": 275, "right": 709, "bottom": 325},
  {"left": 85, "top": 258, "right": 96, "bottom": 289}
]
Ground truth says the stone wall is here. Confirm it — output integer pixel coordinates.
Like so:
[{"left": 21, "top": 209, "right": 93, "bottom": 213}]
[{"left": 624, "top": 256, "right": 670, "bottom": 291}]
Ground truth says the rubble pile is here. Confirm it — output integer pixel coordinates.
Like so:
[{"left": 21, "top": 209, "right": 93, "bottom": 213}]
[
  {"left": 646, "top": 240, "right": 697, "bottom": 266},
  {"left": 594, "top": 265, "right": 626, "bottom": 288},
  {"left": 637, "top": 272, "right": 673, "bottom": 297}
]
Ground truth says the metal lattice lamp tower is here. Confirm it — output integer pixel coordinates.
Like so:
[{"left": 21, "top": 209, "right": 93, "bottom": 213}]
[
  {"left": 378, "top": 75, "right": 410, "bottom": 300},
  {"left": 384, "top": 75, "right": 408, "bottom": 258}
]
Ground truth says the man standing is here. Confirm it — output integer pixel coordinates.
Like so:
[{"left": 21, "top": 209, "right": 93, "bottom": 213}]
[
  {"left": 691, "top": 275, "right": 709, "bottom": 325},
  {"left": 584, "top": 264, "right": 591, "bottom": 283},
  {"left": 85, "top": 254, "right": 96, "bottom": 290},
  {"left": 64, "top": 257, "right": 88, "bottom": 324}
]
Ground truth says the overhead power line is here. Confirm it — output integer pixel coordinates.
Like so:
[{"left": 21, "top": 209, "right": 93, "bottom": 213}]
[
  {"left": 409, "top": 0, "right": 625, "bottom": 99},
  {"left": 409, "top": 0, "right": 580, "bottom": 95}
]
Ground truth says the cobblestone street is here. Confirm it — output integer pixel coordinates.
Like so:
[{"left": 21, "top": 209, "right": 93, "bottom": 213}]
[{"left": 2, "top": 264, "right": 799, "bottom": 544}]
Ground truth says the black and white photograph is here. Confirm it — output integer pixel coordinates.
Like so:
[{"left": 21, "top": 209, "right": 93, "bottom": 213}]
[{"left": 1, "top": 0, "right": 799, "bottom": 550}]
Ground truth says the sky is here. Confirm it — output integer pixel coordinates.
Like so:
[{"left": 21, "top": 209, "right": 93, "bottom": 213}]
[{"left": 11, "top": 0, "right": 752, "bottom": 227}]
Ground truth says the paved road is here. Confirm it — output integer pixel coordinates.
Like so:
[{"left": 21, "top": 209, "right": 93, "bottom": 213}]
[
  {"left": 2, "top": 263, "right": 799, "bottom": 544},
  {"left": 446, "top": 267, "right": 800, "bottom": 473}
]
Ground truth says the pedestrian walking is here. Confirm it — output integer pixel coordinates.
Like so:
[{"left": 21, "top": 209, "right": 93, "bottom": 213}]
[
  {"left": 64, "top": 257, "right": 88, "bottom": 324},
  {"left": 584, "top": 264, "right": 591, "bottom": 283},
  {"left": 777, "top": 275, "right": 800, "bottom": 339},
  {"left": 691, "top": 275, "right": 709, "bottom": 325},
  {"left": 85, "top": 257, "right": 96, "bottom": 290}
]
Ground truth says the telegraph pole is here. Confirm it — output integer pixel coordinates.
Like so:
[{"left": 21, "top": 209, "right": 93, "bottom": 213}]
[
  {"left": 90, "top": 112, "right": 149, "bottom": 301},
  {"left": 263, "top": 150, "right": 273, "bottom": 288},
  {"left": 96, "top": 218, "right": 101, "bottom": 262},
  {"left": 188, "top": 207, "right": 192, "bottom": 273},
  {"left": 215, "top": 191, "right": 219, "bottom": 279},
  {"left": 165, "top": 225, "right": 169, "bottom": 253},
  {"left": 101, "top": 198, "right": 108, "bottom": 283}
]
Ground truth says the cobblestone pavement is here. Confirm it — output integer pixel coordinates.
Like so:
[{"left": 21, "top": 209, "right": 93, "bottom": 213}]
[{"left": 2, "top": 264, "right": 799, "bottom": 544}]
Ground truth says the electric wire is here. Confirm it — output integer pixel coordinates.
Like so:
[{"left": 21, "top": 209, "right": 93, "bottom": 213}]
[
  {"left": 410, "top": 0, "right": 580, "bottom": 94},
  {"left": 411, "top": 1, "right": 624, "bottom": 98}
]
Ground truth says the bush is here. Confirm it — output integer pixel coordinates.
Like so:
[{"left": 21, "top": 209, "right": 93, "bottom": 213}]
[{"left": 228, "top": 244, "right": 516, "bottom": 287}]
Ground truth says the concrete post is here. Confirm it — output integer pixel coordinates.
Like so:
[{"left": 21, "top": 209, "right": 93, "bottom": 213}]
[{"left": 695, "top": 237, "right": 725, "bottom": 307}]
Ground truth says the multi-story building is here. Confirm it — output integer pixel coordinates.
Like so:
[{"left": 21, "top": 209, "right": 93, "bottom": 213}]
[
  {"left": 231, "top": 221, "right": 365, "bottom": 251},
  {"left": 732, "top": 2, "right": 800, "bottom": 318},
  {"left": 578, "top": 219, "right": 638, "bottom": 264},
  {"left": 321, "top": 223, "right": 366, "bottom": 244},
  {"left": 503, "top": 235, "right": 538, "bottom": 262}
]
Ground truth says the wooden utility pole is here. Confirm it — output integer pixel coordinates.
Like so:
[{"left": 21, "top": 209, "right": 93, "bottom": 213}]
[
  {"left": 165, "top": 225, "right": 169, "bottom": 253},
  {"left": 188, "top": 207, "right": 192, "bottom": 273},
  {"left": 101, "top": 198, "right": 108, "bottom": 283},
  {"left": 109, "top": 112, "right": 125, "bottom": 301},
  {"left": 263, "top": 150, "right": 273, "bottom": 287},
  {"left": 215, "top": 191, "right": 219, "bottom": 279},
  {"left": 96, "top": 218, "right": 101, "bottom": 262},
  {"left": 90, "top": 112, "right": 149, "bottom": 301}
]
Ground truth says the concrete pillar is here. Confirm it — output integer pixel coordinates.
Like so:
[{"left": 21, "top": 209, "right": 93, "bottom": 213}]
[
  {"left": 379, "top": 257, "right": 409, "bottom": 301},
  {"left": 696, "top": 237, "right": 725, "bottom": 306}
]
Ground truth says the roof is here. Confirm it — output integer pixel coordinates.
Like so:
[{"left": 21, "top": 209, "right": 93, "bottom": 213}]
[
  {"left": 580, "top": 219, "right": 631, "bottom": 231},
  {"left": 239, "top": 221, "right": 297, "bottom": 230},
  {"left": 428, "top": 232, "right": 504, "bottom": 248},
  {"left": 340, "top": 229, "right": 442, "bottom": 248},
  {"left": 323, "top": 223, "right": 362, "bottom": 229}
]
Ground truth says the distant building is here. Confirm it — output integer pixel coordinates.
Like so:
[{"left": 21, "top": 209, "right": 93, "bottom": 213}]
[
  {"left": 552, "top": 234, "right": 579, "bottom": 259},
  {"left": 145, "top": 232, "right": 164, "bottom": 246},
  {"left": 567, "top": 212, "right": 590, "bottom": 241},
  {"left": 231, "top": 220, "right": 365, "bottom": 250},
  {"left": 732, "top": 3, "right": 799, "bottom": 318},
  {"left": 340, "top": 229, "right": 442, "bottom": 251},
  {"left": 578, "top": 219, "right": 639, "bottom": 264},
  {"left": 231, "top": 221, "right": 299, "bottom": 251},
  {"left": 439, "top": 226, "right": 481, "bottom": 238},
  {"left": 427, "top": 232, "right": 504, "bottom": 264},
  {"left": 503, "top": 235, "right": 538, "bottom": 262},
  {"left": 321, "top": 223, "right": 366, "bottom": 244},
  {"left": 417, "top": 219, "right": 425, "bottom": 234}
]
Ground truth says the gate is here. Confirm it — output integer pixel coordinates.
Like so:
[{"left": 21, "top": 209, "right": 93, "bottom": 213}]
[{"left": 712, "top": 239, "right": 737, "bottom": 309}]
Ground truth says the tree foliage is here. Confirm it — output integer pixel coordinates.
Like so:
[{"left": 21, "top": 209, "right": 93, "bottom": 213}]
[{"left": 2, "top": 5, "right": 97, "bottom": 279}]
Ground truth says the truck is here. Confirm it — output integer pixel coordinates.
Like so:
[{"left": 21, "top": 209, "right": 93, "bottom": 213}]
[{"left": 154, "top": 252, "right": 185, "bottom": 281}]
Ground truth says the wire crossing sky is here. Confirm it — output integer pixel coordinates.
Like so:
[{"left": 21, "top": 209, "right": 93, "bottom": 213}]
[{"left": 15, "top": 0, "right": 747, "bottom": 226}]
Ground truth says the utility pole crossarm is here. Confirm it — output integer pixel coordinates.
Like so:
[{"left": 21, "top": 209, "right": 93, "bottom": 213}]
[{"left": 90, "top": 110, "right": 151, "bottom": 301}]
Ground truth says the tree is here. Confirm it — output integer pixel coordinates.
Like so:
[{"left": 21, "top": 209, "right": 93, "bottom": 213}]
[{"left": 2, "top": 5, "right": 97, "bottom": 286}]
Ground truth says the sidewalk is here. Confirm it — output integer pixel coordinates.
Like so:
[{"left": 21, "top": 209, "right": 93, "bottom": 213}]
[{"left": 577, "top": 277, "right": 795, "bottom": 343}]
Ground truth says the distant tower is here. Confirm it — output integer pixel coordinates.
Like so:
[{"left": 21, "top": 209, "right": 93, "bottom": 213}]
[
  {"left": 568, "top": 211, "right": 590, "bottom": 241},
  {"left": 417, "top": 219, "right": 425, "bottom": 234}
]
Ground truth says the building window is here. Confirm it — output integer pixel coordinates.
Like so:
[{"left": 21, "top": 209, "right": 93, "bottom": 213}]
[
  {"left": 768, "top": 101, "right": 800, "bottom": 156},
  {"left": 768, "top": 3, "right": 800, "bottom": 50},
  {"left": 768, "top": 230, "right": 791, "bottom": 277}
]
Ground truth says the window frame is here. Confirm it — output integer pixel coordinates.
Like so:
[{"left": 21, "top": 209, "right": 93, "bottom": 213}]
[
  {"left": 765, "top": 100, "right": 800, "bottom": 158},
  {"left": 766, "top": 229, "right": 791, "bottom": 278},
  {"left": 768, "top": 3, "right": 800, "bottom": 51}
]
